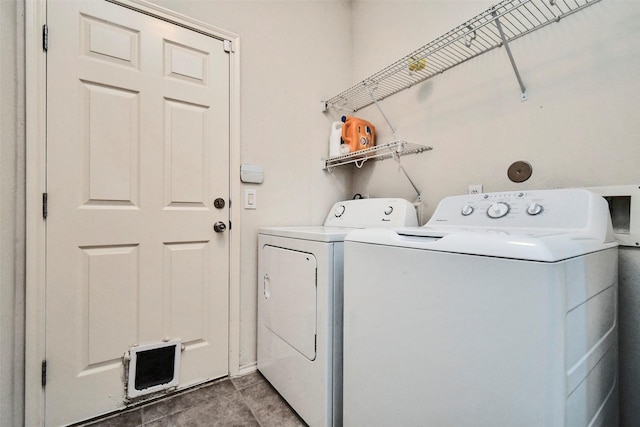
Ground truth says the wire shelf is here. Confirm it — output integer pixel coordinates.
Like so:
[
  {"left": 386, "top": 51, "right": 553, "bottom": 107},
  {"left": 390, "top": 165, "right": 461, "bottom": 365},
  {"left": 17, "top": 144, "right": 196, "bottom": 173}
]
[
  {"left": 323, "top": 0, "right": 602, "bottom": 112},
  {"left": 322, "top": 141, "right": 432, "bottom": 169}
]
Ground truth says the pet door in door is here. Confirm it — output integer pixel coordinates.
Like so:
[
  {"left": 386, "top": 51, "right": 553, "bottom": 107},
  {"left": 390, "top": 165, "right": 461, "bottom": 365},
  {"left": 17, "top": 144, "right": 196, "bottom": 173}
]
[{"left": 127, "top": 339, "right": 181, "bottom": 398}]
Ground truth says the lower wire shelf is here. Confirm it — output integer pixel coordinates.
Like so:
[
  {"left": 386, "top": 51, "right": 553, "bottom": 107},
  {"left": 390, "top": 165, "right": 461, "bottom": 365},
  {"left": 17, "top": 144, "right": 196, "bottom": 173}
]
[{"left": 322, "top": 140, "right": 432, "bottom": 170}]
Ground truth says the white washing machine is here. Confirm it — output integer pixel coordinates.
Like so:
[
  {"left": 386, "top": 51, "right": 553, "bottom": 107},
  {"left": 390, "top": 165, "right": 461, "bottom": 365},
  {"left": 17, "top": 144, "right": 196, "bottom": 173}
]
[
  {"left": 343, "top": 189, "right": 619, "bottom": 427},
  {"left": 258, "top": 198, "right": 418, "bottom": 427}
]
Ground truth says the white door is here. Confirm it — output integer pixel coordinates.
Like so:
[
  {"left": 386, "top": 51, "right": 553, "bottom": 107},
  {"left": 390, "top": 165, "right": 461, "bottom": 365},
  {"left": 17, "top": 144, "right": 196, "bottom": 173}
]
[{"left": 45, "top": 0, "right": 230, "bottom": 425}]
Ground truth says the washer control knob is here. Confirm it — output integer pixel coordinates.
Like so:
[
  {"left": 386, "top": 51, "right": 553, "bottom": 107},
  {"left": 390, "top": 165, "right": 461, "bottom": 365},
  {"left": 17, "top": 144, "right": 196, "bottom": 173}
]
[
  {"left": 461, "top": 204, "right": 474, "bottom": 216},
  {"left": 487, "top": 202, "right": 510, "bottom": 219},
  {"left": 334, "top": 204, "right": 346, "bottom": 217},
  {"left": 384, "top": 206, "right": 394, "bottom": 215},
  {"left": 526, "top": 202, "right": 543, "bottom": 216}
]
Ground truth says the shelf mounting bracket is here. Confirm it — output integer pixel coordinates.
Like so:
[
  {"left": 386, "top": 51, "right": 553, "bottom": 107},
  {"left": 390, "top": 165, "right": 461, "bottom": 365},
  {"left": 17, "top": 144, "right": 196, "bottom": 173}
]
[
  {"left": 492, "top": 11, "right": 528, "bottom": 101},
  {"left": 365, "top": 85, "right": 398, "bottom": 140},
  {"left": 391, "top": 151, "right": 422, "bottom": 202}
]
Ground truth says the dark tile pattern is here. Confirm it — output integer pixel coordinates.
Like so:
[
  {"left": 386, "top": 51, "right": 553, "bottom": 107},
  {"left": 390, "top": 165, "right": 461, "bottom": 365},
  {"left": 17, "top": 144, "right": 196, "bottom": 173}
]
[
  {"left": 237, "top": 379, "right": 306, "bottom": 427},
  {"left": 78, "top": 371, "right": 307, "bottom": 427}
]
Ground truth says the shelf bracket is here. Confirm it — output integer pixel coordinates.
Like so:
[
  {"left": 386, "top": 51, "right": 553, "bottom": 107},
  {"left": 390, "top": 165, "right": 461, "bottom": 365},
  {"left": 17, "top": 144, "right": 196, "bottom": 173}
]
[
  {"left": 365, "top": 85, "right": 398, "bottom": 139},
  {"left": 492, "top": 11, "right": 528, "bottom": 101},
  {"left": 391, "top": 151, "right": 422, "bottom": 202}
]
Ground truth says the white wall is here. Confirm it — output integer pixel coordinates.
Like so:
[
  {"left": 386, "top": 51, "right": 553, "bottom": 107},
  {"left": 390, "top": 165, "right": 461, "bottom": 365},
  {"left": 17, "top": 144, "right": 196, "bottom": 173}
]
[
  {"left": 348, "top": 1, "right": 640, "bottom": 425},
  {"left": 0, "top": 0, "right": 26, "bottom": 425},
  {"left": 350, "top": 0, "right": 640, "bottom": 209},
  {"left": 148, "top": 0, "right": 354, "bottom": 368}
]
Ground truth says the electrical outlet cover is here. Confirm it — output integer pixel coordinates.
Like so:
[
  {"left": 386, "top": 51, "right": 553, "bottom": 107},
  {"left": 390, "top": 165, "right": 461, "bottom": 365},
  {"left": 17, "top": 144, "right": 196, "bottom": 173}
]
[{"left": 469, "top": 185, "right": 483, "bottom": 194}]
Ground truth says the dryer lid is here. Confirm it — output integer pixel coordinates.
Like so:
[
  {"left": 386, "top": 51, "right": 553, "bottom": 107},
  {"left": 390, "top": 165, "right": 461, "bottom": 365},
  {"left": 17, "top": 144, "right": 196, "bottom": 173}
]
[
  {"left": 258, "top": 198, "right": 419, "bottom": 242},
  {"left": 259, "top": 226, "right": 353, "bottom": 242}
]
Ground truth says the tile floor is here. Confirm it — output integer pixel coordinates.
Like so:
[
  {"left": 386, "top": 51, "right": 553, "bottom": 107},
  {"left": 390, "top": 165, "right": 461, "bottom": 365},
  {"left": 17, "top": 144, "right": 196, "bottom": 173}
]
[{"left": 79, "top": 371, "right": 306, "bottom": 427}]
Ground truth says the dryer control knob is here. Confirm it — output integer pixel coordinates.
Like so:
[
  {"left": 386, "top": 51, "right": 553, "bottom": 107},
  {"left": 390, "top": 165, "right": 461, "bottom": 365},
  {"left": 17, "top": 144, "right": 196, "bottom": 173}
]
[
  {"left": 526, "top": 202, "right": 543, "bottom": 216},
  {"left": 461, "top": 204, "right": 474, "bottom": 216},
  {"left": 487, "top": 202, "right": 510, "bottom": 219},
  {"left": 334, "top": 204, "right": 346, "bottom": 217}
]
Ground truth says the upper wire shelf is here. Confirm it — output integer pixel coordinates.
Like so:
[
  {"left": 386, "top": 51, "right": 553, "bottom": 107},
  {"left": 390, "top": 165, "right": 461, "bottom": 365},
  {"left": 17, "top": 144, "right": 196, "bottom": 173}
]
[
  {"left": 322, "top": 0, "right": 602, "bottom": 112},
  {"left": 323, "top": 140, "right": 432, "bottom": 170}
]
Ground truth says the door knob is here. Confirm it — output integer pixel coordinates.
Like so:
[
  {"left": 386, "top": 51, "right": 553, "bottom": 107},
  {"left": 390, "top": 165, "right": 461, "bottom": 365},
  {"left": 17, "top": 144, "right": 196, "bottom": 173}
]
[{"left": 213, "top": 221, "right": 227, "bottom": 233}]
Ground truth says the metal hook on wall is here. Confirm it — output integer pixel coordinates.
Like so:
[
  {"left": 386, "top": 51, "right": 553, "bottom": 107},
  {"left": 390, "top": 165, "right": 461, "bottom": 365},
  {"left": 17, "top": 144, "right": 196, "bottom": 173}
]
[
  {"left": 464, "top": 25, "right": 477, "bottom": 48},
  {"left": 548, "top": 0, "right": 561, "bottom": 21}
]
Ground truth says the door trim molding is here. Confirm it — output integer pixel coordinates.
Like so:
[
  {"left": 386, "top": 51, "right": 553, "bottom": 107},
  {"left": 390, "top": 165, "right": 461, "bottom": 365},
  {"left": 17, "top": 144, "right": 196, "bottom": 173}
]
[
  {"left": 25, "top": 1, "right": 47, "bottom": 424},
  {"left": 25, "top": 1, "right": 241, "bottom": 424}
]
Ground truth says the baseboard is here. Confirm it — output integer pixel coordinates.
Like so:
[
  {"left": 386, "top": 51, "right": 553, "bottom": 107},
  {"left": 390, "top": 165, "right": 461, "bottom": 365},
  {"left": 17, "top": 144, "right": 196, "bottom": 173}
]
[{"left": 233, "top": 362, "right": 257, "bottom": 378}]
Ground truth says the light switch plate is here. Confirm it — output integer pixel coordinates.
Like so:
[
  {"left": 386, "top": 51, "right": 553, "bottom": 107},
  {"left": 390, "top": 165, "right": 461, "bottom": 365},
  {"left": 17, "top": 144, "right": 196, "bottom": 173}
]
[{"left": 244, "top": 189, "right": 257, "bottom": 209}]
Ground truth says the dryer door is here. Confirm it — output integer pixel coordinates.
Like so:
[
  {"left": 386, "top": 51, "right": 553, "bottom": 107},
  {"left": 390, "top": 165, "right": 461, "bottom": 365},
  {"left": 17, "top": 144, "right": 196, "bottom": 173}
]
[{"left": 262, "top": 245, "right": 317, "bottom": 360}]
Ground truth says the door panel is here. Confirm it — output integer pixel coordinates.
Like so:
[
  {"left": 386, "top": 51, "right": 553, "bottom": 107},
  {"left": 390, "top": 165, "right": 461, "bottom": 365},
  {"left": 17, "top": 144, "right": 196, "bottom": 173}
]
[
  {"left": 164, "top": 99, "right": 209, "bottom": 206},
  {"left": 46, "top": 1, "right": 230, "bottom": 425},
  {"left": 83, "top": 82, "right": 140, "bottom": 205},
  {"left": 83, "top": 244, "right": 140, "bottom": 365}
]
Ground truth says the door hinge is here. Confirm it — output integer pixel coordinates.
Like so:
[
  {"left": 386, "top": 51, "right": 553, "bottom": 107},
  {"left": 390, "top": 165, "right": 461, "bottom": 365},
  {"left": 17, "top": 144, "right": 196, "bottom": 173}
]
[
  {"left": 42, "top": 24, "right": 48, "bottom": 51},
  {"left": 41, "top": 360, "right": 47, "bottom": 387},
  {"left": 229, "top": 220, "right": 232, "bottom": 230},
  {"left": 42, "top": 193, "right": 48, "bottom": 219},
  {"left": 223, "top": 40, "right": 233, "bottom": 53}
]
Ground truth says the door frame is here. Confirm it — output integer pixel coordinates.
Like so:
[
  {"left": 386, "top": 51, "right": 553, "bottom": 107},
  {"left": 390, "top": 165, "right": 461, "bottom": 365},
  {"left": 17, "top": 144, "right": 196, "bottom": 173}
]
[{"left": 25, "top": 1, "right": 242, "bottom": 424}]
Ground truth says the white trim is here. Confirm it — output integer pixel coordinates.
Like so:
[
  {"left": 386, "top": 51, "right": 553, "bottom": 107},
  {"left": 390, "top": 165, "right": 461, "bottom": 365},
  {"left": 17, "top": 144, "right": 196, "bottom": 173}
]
[
  {"left": 228, "top": 36, "right": 242, "bottom": 378},
  {"left": 25, "top": 1, "right": 242, "bottom": 423},
  {"left": 25, "top": 0, "right": 47, "bottom": 425},
  {"left": 109, "top": 0, "right": 237, "bottom": 42},
  {"left": 232, "top": 362, "right": 258, "bottom": 379}
]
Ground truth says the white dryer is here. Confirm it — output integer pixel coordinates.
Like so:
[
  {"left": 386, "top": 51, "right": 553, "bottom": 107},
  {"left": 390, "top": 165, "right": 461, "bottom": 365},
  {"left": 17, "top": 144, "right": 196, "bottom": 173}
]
[
  {"left": 343, "top": 189, "right": 619, "bottom": 427},
  {"left": 258, "top": 198, "right": 418, "bottom": 427}
]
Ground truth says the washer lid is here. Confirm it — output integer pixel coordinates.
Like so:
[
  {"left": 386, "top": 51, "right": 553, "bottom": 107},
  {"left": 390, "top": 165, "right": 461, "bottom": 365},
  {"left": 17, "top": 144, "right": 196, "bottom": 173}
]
[
  {"left": 346, "top": 227, "right": 616, "bottom": 262},
  {"left": 347, "top": 188, "right": 619, "bottom": 262},
  {"left": 423, "top": 189, "right": 615, "bottom": 244}
]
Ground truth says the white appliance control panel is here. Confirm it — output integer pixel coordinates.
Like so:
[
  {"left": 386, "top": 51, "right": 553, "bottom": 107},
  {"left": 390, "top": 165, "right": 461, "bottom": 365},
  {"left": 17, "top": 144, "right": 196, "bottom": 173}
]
[
  {"left": 324, "top": 198, "right": 418, "bottom": 228},
  {"left": 428, "top": 189, "right": 610, "bottom": 231}
]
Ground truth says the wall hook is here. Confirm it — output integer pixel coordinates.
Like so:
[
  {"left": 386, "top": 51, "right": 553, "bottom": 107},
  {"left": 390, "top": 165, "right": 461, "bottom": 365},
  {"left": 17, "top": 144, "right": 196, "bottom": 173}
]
[{"left": 464, "top": 25, "right": 477, "bottom": 48}]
